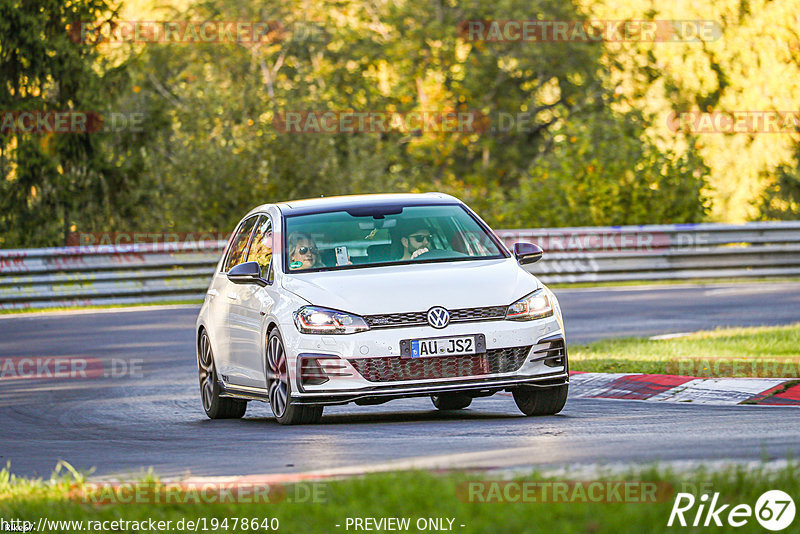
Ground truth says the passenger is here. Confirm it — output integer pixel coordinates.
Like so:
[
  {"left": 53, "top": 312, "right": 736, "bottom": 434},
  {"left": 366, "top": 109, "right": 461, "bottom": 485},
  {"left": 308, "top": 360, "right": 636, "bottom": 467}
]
[{"left": 288, "top": 232, "right": 323, "bottom": 270}]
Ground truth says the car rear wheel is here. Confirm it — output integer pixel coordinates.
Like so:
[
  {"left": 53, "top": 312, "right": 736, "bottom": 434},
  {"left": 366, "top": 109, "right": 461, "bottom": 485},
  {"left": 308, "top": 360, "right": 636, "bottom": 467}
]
[
  {"left": 266, "top": 329, "right": 323, "bottom": 425},
  {"left": 198, "top": 331, "right": 247, "bottom": 419},
  {"left": 431, "top": 393, "right": 472, "bottom": 410},
  {"left": 512, "top": 384, "right": 568, "bottom": 416}
]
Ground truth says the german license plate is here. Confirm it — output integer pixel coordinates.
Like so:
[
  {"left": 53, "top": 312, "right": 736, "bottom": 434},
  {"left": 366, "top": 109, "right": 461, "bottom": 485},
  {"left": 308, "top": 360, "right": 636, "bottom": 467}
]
[{"left": 401, "top": 335, "right": 486, "bottom": 358}]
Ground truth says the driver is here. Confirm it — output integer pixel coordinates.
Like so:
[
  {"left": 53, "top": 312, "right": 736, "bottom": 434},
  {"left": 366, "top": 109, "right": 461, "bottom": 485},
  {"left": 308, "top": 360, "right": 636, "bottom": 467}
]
[{"left": 398, "top": 222, "right": 433, "bottom": 261}]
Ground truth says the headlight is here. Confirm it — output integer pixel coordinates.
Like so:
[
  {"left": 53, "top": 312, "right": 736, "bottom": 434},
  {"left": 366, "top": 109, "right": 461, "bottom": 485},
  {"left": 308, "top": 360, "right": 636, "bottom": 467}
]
[
  {"left": 505, "top": 289, "right": 553, "bottom": 321},
  {"left": 294, "top": 306, "right": 370, "bottom": 334}
]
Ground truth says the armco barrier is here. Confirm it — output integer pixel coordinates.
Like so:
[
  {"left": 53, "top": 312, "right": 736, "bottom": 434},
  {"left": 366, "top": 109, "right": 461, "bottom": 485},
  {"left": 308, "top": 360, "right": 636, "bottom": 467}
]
[
  {"left": 1, "top": 221, "right": 799, "bottom": 310},
  {"left": 0, "top": 241, "right": 223, "bottom": 311},
  {"left": 497, "top": 221, "right": 800, "bottom": 283}
]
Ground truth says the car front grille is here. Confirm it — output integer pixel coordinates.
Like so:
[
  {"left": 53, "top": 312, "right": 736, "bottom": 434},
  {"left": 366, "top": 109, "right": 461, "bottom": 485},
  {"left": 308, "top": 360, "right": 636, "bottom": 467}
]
[
  {"left": 349, "top": 346, "right": 531, "bottom": 383},
  {"left": 363, "top": 305, "right": 507, "bottom": 329}
]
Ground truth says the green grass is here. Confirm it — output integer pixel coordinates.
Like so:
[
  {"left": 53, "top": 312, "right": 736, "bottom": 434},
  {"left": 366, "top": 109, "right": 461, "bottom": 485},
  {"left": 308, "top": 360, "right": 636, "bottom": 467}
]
[
  {"left": 2, "top": 462, "right": 798, "bottom": 533},
  {"left": 570, "top": 323, "right": 800, "bottom": 377},
  {"left": 0, "top": 299, "right": 204, "bottom": 315}
]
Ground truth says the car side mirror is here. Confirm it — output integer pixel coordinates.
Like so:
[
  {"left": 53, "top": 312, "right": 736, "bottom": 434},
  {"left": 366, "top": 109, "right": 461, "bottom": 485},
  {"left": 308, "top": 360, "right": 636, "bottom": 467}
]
[
  {"left": 513, "top": 243, "right": 543, "bottom": 265},
  {"left": 227, "top": 261, "right": 268, "bottom": 286}
]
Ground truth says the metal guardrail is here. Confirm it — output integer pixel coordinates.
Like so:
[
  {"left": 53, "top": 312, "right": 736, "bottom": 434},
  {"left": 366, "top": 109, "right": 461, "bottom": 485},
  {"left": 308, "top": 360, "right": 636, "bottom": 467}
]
[
  {"left": 1, "top": 221, "right": 799, "bottom": 310},
  {"left": 495, "top": 221, "right": 800, "bottom": 284}
]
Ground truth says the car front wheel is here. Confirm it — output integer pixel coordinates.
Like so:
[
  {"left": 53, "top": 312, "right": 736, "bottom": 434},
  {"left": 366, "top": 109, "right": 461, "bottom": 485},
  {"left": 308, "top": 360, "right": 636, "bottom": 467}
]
[
  {"left": 512, "top": 384, "right": 568, "bottom": 416},
  {"left": 266, "top": 329, "right": 323, "bottom": 425}
]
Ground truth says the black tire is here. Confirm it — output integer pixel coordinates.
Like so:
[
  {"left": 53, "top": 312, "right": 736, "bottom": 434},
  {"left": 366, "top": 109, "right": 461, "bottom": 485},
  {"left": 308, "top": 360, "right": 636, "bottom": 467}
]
[
  {"left": 266, "top": 329, "right": 323, "bottom": 425},
  {"left": 431, "top": 393, "right": 472, "bottom": 410},
  {"left": 198, "top": 330, "right": 247, "bottom": 419},
  {"left": 512, "top": 384, "right": 568, "bottom": 416}
]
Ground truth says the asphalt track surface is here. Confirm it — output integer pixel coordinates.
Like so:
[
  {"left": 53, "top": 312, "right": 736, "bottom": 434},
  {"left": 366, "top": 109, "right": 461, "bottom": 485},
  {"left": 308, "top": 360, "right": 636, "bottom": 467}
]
[{"left": 1, "top": 282, "right": 799, "bottom": 478}]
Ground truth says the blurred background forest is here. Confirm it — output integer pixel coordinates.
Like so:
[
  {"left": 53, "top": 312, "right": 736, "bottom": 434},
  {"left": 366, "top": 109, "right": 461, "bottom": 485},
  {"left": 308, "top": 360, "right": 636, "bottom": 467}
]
[{"left": 1, "top": 0, "right": 799, "bottom": 247}]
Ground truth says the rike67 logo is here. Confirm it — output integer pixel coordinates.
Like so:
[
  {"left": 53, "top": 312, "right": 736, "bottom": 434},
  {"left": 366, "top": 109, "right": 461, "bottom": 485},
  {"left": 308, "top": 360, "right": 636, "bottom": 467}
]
[{"left": 668, "top": 490, "right": 795, "bottom": 531}]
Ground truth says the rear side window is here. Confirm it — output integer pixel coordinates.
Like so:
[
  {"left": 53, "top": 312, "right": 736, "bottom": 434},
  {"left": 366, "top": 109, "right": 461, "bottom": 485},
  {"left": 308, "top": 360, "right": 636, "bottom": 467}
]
[
  {"left": 223, "top": 216, "right": 258, "bottom": 272},
  {"left": 247, "top": 216, "right": 273, "bottom": 280}
]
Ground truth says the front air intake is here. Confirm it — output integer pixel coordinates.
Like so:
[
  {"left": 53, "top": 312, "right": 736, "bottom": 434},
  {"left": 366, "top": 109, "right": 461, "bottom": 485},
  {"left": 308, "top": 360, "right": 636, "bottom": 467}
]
[
  {"left": 349, "top": 346, "right": 531, "bottom": 383},
  {"left": 530, "top": 335, "right": 567, "bottom": 368}
]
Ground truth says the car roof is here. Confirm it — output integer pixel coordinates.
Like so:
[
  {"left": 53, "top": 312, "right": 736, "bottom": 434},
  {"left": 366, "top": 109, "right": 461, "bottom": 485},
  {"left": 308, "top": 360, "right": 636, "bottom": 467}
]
[{"left": 247, "top": 192, "right": 462, "bottom": 217}]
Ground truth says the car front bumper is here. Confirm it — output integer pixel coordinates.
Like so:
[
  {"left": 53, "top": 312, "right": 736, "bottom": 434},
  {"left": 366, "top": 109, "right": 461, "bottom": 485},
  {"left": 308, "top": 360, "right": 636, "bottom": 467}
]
[
  {"left": 289, "top": 371, "right": 569, "bottom": 405},
  {"left": 283, "top": 314, "right": 568, "bottom": 404}
]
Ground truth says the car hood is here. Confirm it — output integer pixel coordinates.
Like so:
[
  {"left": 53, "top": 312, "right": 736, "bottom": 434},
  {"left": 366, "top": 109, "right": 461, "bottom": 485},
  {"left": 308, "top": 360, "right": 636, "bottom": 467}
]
[{"left": 280, "top": 258, "right": 540, "bottom": 315}]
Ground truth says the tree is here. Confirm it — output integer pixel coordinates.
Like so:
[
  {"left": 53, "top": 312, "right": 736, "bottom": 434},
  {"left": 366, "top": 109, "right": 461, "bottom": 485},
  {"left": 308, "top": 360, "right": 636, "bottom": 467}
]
[
  {"left": 512, "top": 108, "right": 710, "bottom": 227},
  {"left": 757, "top": 144, "right": 800, "bottom": 220},
  {"left": 0, "top": 0, "right": 165, "bottom": 247}
]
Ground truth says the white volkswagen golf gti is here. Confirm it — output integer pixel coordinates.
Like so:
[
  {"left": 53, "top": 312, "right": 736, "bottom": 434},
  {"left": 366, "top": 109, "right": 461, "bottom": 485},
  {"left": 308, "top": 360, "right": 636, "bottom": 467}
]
[{"left": 196, "top": 193, "right": 568, "bottom": 424}]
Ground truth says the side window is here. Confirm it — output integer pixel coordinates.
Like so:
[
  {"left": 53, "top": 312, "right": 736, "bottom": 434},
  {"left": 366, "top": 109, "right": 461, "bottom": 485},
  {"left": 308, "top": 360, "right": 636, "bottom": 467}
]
[
  {"left": 223, "top": 216, "right": 258, "bottom": 272},
  {"left": 247, "top": 216, "right": 273, "bottom": 280}
]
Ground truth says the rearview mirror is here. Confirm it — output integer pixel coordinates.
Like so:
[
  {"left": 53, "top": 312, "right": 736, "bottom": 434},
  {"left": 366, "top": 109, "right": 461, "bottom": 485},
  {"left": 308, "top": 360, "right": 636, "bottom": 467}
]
[
  {"left": 513, "top": 243, "right": 543, "bottom": 265},
  {"left": 227, "top": 261, "right": 268, "bottom": 286}
]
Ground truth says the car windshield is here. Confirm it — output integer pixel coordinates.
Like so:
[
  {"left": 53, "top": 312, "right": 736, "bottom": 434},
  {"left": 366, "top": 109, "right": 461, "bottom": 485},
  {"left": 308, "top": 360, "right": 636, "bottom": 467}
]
[{"left": 283, "top": 204, "right": 505, "bottom": 272}]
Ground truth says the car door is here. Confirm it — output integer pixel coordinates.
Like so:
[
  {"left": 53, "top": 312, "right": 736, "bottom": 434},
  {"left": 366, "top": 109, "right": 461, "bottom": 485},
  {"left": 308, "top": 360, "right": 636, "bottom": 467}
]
[
  {"left": 214, "top": 215, "right": 259, "bottom": 382},
  {"left": 227, "top": 214, "right": 276, "bottom": 388}
]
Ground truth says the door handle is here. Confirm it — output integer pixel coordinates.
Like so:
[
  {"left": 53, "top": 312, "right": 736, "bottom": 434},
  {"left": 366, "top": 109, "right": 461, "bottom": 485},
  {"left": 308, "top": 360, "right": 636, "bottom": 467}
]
[
  {"left": 227, "top": 292, "right": 238, "bottom": 300},
  {"left": 207, "top": 289, "right": 218, "bottom": 299}
]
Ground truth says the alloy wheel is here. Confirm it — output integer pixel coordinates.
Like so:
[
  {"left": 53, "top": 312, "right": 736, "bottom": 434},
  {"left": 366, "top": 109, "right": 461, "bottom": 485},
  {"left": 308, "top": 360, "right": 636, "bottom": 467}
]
[
  {"left": 198, "top": 332, "right": 215, "bottom": 412},
  {"left": 267, "top": 334, "right": 289, "bottom": 417}
]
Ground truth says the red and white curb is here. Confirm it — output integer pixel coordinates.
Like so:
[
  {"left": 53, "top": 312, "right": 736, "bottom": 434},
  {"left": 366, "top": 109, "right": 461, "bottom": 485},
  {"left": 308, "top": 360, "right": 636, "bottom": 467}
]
[{"left": 569, "top": 372, "right": 800, "bottom": 405}]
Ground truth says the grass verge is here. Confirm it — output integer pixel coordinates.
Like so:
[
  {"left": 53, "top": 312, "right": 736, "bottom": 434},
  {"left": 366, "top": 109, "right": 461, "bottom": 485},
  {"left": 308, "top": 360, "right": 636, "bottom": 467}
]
[
  {"left": 570, "top": 323, "right": 800, "bottom": 377},
  {"left": 1, "top": 462, "right": 798, "bottom": 533}
]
